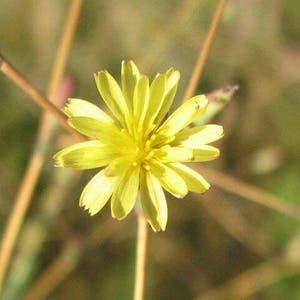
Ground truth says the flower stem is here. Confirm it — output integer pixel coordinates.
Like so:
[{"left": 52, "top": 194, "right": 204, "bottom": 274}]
[
  {"left": 132, "top": 2, "right": 228, "bottom": 298},
  {"left": 134, "top": 213, "right": 149, "bottom": 300},
  {"left": 183, "top": 0, "right": 228, "bottom": 101}
]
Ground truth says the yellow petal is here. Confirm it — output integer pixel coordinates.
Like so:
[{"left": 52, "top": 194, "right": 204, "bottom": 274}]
[
  {"left": 111, "top": 167, "right": 140, "bottom": 219},
  {"left": 105, "top": 156, "right": 135, "bottom": 177},
  {"left": 168, "top": 163, "right": 210, "bottom": 193},
  {"left": 68, "top": 116, "right": 125, "bottom": 143},
  {"left": 80, "top": 169, "right": 117, "bottom": 215},
  {"left": 154, "top": 69, "right": 180, "bottom": 126},
  {"left": 53, "top": 140, "right": 114, "bottom": 169},
  {"left": 174, "top": 125, "right": 224, "bottom": 147},
  {"left": 133, "top": 75, "right": 149, "bottom": 130},
  {"left": 165, "top": 68, "right": 180, "bottom": 94},
  {"left": 150, "top": 160, "right": 188, "bottom": 198},
  {"left": 64, "top": 98, "right": 114, "bottom": 124},
  {"left": 154, "top": 145, "right": 193, "bottom": 163},
  {"left": 140, "top": 170, "right": 167, "bottom": 231},
  {"left": 143, "top": 74, "right": 166, "bottom": 132},
  {"left": 121, "top": 60, "right": 140, "bottom": 112},
  {"left": 156, "top": 95, "right": 208, "bottom": 139},
  {"left": 95, "top": 70, "right": 129, "bottom": 125},
  {"left": 192, "top": 145, "right": 220, "bottom": 162}
]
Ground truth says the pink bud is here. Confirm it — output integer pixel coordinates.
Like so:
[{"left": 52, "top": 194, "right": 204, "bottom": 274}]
[{"left": 55, "top": 76, "right": 75, "bottom": 108}]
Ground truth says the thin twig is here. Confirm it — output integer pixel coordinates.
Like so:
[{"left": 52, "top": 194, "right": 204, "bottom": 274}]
[
  {"left": 0, "top": 0, "right": 83, "bottom": 291},
  {"left": 183, "top": 0, "right": 228, "bottom": 101},
  {"left": 47, "top": 0, "right": 82, "bottom": 101},
  {"left": 0, "top": 154, "right": 44, "bottom": 291},
  {"left": 0, "top": 54, "right": 84, "bottom": 141},
  {"left": 134, "top": 214, "right": 149, "bottom": 300},
  {"left": 198, "top": 166, "right": 300, "bottom": 221},
  {"left": 0, "top": 79, "right": 75, "bottom": 293}
]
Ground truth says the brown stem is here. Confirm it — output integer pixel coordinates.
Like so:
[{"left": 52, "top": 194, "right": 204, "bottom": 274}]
[
  {"left": 47, "top": 0, "right": 82, "bottom": 101},
  {"left": 183, "top": 0, "right": 228, "bottom": 101},
  {"left": 133, "top": 214, "right": 149, "bottom": 300},
  {"left": 198, "top": 166, "right": 300, "bottom": 221},
  {"left": 0, "top": 55, "right": 84, "bottom": 141},
  {"left": 0, "top": 0, "right": 83, "bottom": 291}
]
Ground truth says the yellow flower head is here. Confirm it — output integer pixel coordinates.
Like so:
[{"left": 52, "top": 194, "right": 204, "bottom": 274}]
[{"left": 54, "top": 61, "right": 223, "bottom": 231}]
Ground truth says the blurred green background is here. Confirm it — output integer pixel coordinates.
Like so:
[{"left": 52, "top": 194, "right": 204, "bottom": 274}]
[{"left": 1, "top": 0, "right": 300, "bottom": 299}]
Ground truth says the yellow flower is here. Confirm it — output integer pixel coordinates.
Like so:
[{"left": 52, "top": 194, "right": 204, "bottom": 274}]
[{"left": 54, "top": 61, "right": 223, "bottom": 231}]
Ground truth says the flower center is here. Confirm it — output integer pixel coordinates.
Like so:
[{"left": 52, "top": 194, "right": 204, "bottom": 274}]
[{"left": 131, "top": 134, "right": 158, "bottom": 170}]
